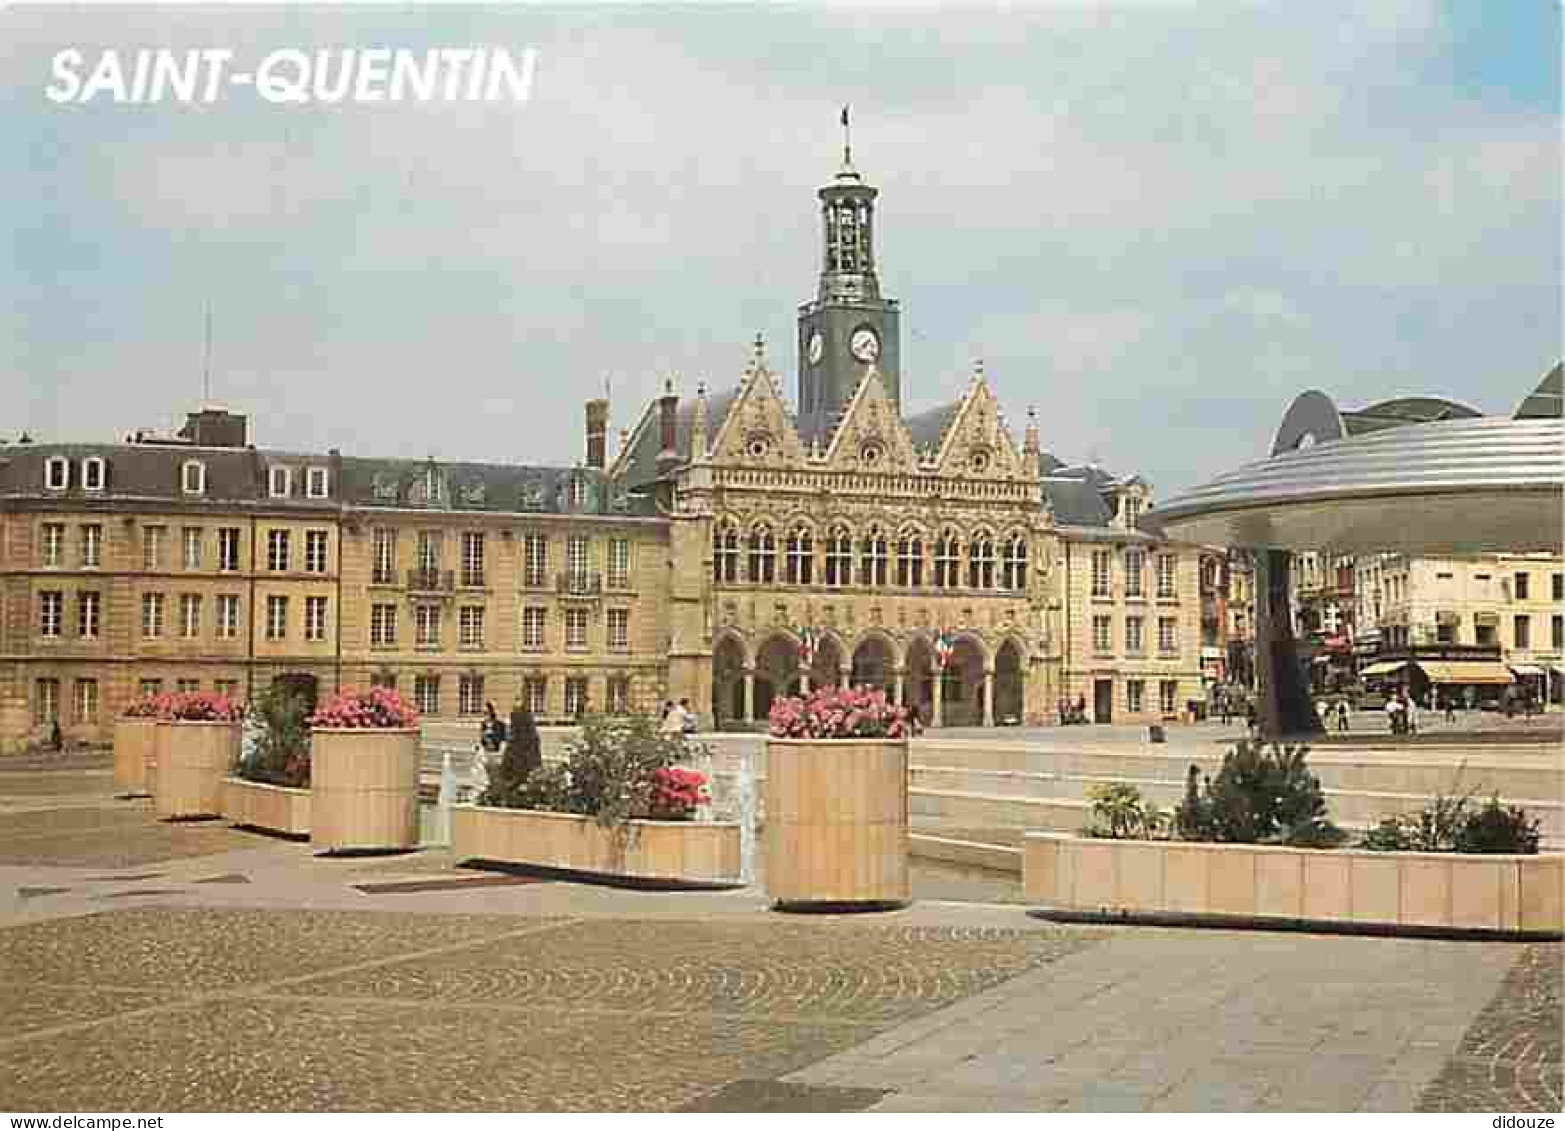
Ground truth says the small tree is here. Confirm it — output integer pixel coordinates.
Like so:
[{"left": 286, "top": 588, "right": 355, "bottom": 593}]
[
  {"left": 482, "top": 706, "right": 544, "bottom": 808},
  {"left": 1175, "top": 741, "right": 1342, "bottom": 847}
]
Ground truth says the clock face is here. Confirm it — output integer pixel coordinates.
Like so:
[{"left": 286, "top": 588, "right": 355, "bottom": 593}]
[
  {"left": 850, "top": 327, "right": 880, "bottom": 363},
  {"left": 807, "top": 331, "right": 824, "bottom": 365}
]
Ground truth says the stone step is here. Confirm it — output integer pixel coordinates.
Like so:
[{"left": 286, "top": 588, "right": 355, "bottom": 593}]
[
  {"left": 909, "top": 786, "right": 1564, "bottom": 846},
  {"left": 912, "top": 741, "right": 1562, "bottom": 801}
]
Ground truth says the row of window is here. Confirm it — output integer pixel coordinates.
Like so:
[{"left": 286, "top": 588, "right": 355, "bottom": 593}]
[
  {"left": 1121, "top": 679, "right": 1182, "bottom": 717},
  {"left": 369, "top": 604, "right": 631, "bottom": 651},
  {"left": 1430, "top": 614, "right": 1565, "bottom": 651},
  {"left": 37, "top": 675, "right": 240, "bottom": 724},
  {"left": 714, "top": 527, "right": 1031, "bottom": 591},
  {"left": 369, "top": 671, "right": 631, "bottom": 717},
  {"left": 1090, "top": 548, "right": 1179, "bottom": 600},
  {"left": 371, "top": 530, "right": 633, "bottom": 589},
  {"left": 39, "top": 523, "right": 264, "bottom": 573},
  {"left": 1091, "top": 613, "right": 1181, "bottom": 656},
  {"left": 42, "top": 456, "right": 330, "bottom": 499}
]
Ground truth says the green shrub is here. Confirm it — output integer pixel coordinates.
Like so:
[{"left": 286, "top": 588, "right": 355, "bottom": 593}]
[
  {"left": 482, "top": 707, "right": 544, "bottom": 807},
  {"left": 1358, "top": 791, "right": 1540, "bottom": 855},
  {"left": 1174, "top": 741, "right": 1344, "bottom": 847},
  {"left": 564, "top": 712, "right": 699, "bottom": 826},
  {"left": 1083, "top": 782, "right": 1166, "bottom": 840},
  {"left": 1456, "top": 797, "right": 1540, "bottom": 854},
  {"left": 483, "top": 712, "right": 707, "bottom": 829}
]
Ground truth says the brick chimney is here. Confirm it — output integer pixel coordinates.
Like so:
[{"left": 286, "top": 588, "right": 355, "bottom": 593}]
[
  {"left": 585, "top": 398, "right": 608, "bottom": 470},
  {"left": 656, "top": 379, "right": 679, "bottom": 476}
]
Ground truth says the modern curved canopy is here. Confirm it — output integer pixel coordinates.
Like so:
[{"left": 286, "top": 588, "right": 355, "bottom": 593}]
[{"left": 1150, "top": 371, "right": 1564, "bottom": 555}]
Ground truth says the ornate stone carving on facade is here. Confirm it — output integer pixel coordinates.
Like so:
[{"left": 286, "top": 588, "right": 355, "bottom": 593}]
[
  {"left": 723, "top": 600, "right": 737, "bottom": 626},
  {"left": 520, "top": 479, "right": 547, "bottom": 511},
  {"left": 459, "top": 481, "right": 487, "bottom": 505}
]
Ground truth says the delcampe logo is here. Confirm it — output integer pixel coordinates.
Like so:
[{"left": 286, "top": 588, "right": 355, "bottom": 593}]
[{"left": 45, "top": 46, "right": 538, "bottom": 104}]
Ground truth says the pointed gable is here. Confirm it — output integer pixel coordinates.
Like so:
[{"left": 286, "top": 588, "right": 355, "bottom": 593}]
[
  {"left": 820, "top": 367, "right": 919, "bottom": 473},
  {"left": 709, "top": 365, "right": 806, "bottom": 467},
  {"left": 930, "top": 377, "right": 1023, "bottom": 478}
]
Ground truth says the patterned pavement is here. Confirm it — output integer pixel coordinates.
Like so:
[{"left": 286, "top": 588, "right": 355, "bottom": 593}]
[
  {"left": 0, "top": 909, "right": 1093, "bottom": 1112},
  {"left": 1418, "top": 944, "right": 1563, "bottom": 1113}
]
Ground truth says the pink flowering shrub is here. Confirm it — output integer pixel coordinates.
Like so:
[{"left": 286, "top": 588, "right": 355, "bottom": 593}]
[
  {"left": 168, "top": 691, "right": 245, "bottom": 722},
  {"left": 767, "top": 686, "right": 910, "bottom": 740},
  {"left": 124, "top": 691, "right": 242, "bottom": 721},
  {"left": 647, "top": 766, "right": 710, "bottom": 821},
  {"left": 309, "top": 686, "right": 419, "bottom": 730},
  {"left": 122, "top": 692, "right": 175, "bottom": 719}
]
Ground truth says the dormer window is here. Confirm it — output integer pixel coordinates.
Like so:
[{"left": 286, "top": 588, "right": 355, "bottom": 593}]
[
  {"left": 306, "top": 466, "right": 329, "bottom": 499},
  {"left": 81, "top": 457, "right": 105, "bottom": 491},
  {"left": 181, "top": 460, "right": 206, "bottom": 496},
  {"left": 269, "top": 466, "right": 292, "bottom": 498},
  {"left": 570, "top": 476, "right": 587, "bottom": 508},
  {"left": 44, "top": 457, "right": 69, "bottom": 491}
]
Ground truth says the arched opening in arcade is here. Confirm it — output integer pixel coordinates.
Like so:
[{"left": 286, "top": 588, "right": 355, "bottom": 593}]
[
  {"left": 809, "top": 635, "right": 845, "bottom": 691},
  {"left": 711, "top": 635, "right": 747, "bottom": 726},
  {"left": 850, "top": 635, "right": 894, "bottom": 693},
  {"left": 939, "top": 637, "right": 985, "bottom": 726},
  {"left": 753, "top": 634, "right": 801, "bottom": 719},
  {"left": 995, "top": 639, "right": 1025, "bottom": 725}
]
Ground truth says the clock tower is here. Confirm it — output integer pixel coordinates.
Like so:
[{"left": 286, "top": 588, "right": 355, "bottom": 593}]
[{"left": 797, "top": 121, "right": 901, "bottom": 441}]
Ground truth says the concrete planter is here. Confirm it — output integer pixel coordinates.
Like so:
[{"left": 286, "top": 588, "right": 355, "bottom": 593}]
[
  {"left": 1024, "top": 832, "right": 1564, "bottom": 938},
  {"left": 112, "top": 717, "right": 157, "bottom": 796},
  {"left": 223, "top": 777, "right": 311, "bottom": 838},
  {"left": 310, "top": 728, "right": 420, "bottom": 853},
  {"left": 452, "top": 805, "right": 741, "bottom": 886},
  {"left": 765, "top": 737, "right": 910, "bottom": 908},
  {"left": 154, "top": 720, "right": 240, "bottom": 819}
]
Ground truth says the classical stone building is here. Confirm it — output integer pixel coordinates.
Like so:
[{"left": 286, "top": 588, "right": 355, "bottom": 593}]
[{"left": 0, "top": 146, "right": 1206, "bottom": 751}]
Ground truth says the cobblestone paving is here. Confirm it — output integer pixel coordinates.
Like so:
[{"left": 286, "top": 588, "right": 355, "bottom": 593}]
[
  {"left": 0, "top": 909, "right": 1094, "bottom": 1111},
  {"left": 0, "top": 809, "right": 260, "bottom": 867},
  {"left": 1418, "top": 944, "right": 1563, "bottom": 1113}
]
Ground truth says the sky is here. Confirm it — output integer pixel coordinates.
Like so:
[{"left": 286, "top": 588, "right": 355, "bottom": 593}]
[{"left": 2, "top": 1, "right": 1559, "bottom": 497}]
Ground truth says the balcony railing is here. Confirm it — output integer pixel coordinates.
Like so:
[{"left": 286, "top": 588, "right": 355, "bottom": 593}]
[
  {"left": 556, "top": 571, "right": 602, "bottom": 596},
  {"left": 407, "top": 568, "right": 454, "bottom": 592},
  {"left": 459, "top": 570, "right": 486, "bottom": 588}
]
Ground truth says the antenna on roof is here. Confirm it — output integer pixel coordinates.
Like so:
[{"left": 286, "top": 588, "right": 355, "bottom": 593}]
[{"left": 202, "top": 303, "right": 212, "bottom": 405}]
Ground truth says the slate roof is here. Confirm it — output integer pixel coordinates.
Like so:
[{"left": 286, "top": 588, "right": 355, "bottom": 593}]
[
  {"left": 0, "top": 442, "right": 279, "bottom": 506},
  {"left": 901, "top": 401, "right": 964, "bottom": 454},
  {"left": 617, "top": 386, "right": 741, "bottom": 488},
  {"left": 0, "top": 442, "right": 659, "bottom": 517},
  {"left": 1040, "top": 475, "right": 1113, "bottom": 527},
  {"left": 339, "top": 457, "right": 660, "bottom": 517}
]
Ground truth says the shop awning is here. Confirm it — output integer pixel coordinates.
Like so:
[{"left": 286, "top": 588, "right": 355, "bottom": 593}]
[
  {"left": 1509, "top": 664, "right": 1546, "bottom": 677},
  {"left": 1416, "top": 661, "right": 1514, "bottom": 685},
  {"left": 1360, "top": 660, "right": 1408, "bottom": 677}
]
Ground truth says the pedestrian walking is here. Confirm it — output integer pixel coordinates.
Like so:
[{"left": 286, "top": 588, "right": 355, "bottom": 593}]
[
  {"left": 1336, "top": 699, "right": 1349, "bottom": 732},
  {"left": 659, "top": 701, "right": 682, "bottom": 737},
  {"left": 679, "top": 698, "right": 698, "bottom": 735},
  {"left": 480, "top": 702, "right": 506, "bottom": 752},
  {"left": 1443, "top": 693, "right": 1456, "bottom": 724}
]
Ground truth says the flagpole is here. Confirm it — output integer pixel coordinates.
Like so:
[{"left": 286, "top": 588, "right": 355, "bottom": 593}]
[{"left": 841, "top": 104, "right": 851, "bottom": 167}]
